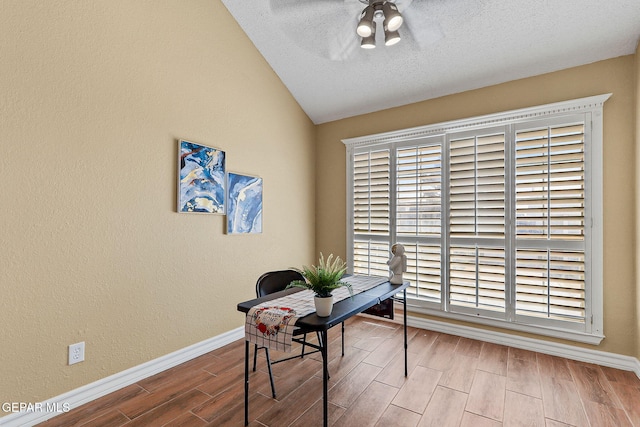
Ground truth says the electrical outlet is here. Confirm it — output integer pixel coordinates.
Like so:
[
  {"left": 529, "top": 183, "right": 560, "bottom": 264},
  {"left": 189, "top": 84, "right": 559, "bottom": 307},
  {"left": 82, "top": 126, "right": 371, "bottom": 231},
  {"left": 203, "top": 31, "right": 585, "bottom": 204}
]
[{"left": 68, "top": 342, "right": 85, "bottom": 365}]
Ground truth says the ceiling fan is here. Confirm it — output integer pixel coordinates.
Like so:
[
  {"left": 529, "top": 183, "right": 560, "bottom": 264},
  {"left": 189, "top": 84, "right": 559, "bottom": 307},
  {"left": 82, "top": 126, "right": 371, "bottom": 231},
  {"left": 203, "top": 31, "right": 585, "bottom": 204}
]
[
  {"left": 268, "top": 0, "right": 445, "bottom": 61},
  {"left": 356, "top": 0, "right": 404, "bottom": 48}
]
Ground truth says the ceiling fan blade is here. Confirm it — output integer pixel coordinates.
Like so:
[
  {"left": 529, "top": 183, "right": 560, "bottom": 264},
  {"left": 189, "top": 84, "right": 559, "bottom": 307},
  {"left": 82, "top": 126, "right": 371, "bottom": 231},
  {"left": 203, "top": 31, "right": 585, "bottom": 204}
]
[
  {"left": 268, "top": 0, "right": 363, "bottom": 61},
  {"left": 403, "top": 15, "right": 444, "bottom": 47},
  {"left": 400, "top": 0, "right": 444, "bottom": 48},
  {"left": 326, "top": 14, "right": 361, "bottom": 60},
  {"left": 269, "top": 0, "right": 351, "bottom": 15}
]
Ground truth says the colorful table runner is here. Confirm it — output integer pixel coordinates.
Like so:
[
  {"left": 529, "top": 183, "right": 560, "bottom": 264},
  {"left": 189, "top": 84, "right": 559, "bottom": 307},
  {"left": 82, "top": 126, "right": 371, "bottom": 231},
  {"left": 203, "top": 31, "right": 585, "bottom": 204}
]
[{"left": 245, "top": 275, "right": 388, "bottom": 352}]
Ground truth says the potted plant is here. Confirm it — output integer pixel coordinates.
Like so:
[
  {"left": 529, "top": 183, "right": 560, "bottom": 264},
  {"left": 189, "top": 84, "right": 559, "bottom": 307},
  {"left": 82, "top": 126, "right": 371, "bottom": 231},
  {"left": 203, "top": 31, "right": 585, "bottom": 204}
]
[{"left": 287, "top": 253, "right": 353, "bottom": 317}]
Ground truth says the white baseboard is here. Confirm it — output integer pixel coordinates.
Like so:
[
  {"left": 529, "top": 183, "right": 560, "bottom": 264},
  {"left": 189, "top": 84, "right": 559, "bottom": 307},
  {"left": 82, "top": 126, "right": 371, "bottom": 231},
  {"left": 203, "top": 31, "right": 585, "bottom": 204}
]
[
  {"left": 3, "top": 317, "right": 639, "bottom": 426},
  {"left": 406, "top": 315, "right": 640, "bottom": 378},
  {"left": 0, "top": 327, "right": 244, "bottom": 427}
]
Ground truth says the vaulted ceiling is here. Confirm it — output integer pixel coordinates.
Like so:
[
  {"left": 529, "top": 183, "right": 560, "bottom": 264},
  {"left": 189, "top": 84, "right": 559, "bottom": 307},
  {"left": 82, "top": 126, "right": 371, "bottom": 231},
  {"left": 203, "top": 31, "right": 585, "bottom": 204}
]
[{"left": 221, "top": 0, "right": 640, "bottom": 124}]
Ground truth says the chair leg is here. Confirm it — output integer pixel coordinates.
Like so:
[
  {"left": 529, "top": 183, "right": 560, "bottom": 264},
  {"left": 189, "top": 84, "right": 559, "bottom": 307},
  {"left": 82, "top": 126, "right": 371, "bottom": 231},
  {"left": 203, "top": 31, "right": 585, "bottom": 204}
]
[
  {"left": 300, "top": 332, "right": 307, "bottom": 358},
  {"left": 341, "top": 322, "right": 345, "bottom": 357},
  {"left": 264, "top": 348, "right": 277, "bottom": 399},
  {"left": 253, "top": 344, "right": 258, "bottom": 372}
]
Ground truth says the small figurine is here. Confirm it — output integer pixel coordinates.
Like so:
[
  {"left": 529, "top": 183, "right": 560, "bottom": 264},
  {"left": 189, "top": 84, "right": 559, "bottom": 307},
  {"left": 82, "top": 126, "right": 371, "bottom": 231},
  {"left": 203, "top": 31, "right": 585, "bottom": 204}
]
[{"left": 387, "top": 243, "right": 407, "bottom": 284}]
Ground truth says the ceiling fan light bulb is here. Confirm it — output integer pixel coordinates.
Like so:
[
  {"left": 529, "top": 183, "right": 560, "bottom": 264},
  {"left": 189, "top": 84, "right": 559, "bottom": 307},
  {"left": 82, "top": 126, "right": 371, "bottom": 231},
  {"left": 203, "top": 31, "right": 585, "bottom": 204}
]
[
  {"left": 384, "top": 29, "right": 401, "bottom": 46},
  {"left": 361, "top": 35, "right": 376, "bottom": 49},
  {"left": 361, "top": 22, "right": 376, "bottom": 49},
  {"left": 382, "top": 2, "right": 403, "bottom": 31},
  {"left": 386, "top": 15, "right": 403, "bottom": 31},
  {"left": 357, "top": 6, "right": 375, "bottom": 37},
  {"left": 357, "top": 23, "right": 372, "bottom": 37}
]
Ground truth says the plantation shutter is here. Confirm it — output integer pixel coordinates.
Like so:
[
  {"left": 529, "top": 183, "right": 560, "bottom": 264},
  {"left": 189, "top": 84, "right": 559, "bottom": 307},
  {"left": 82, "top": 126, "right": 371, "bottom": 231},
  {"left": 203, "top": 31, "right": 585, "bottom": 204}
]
[
  {"left": 396, "top": 144, "right": 442, "bottom": 236},
  {"left": 448, "top": 131, "right": 506, "bottom": 315},
  {"left": 396, "top": 142, "right": 443, "bottom": 302},
  {"left": 353, "top": 240, "right": 391, "bottom": 277},
  {"left": 345, "top": 94, "right": 607, "bottom": 342},
  {"left": 514, "top": 121, "right": 586, "bottom": 324},
  {"left": 449, "top": 246, "right": 506, "bottom": 312},
  {"left": 352, "top": 149, "right": 391, "bottom": 276},
  {"left": 449, "top": 133, "right": 506, "bottom": 239},
  {"left": 515, "top": 249, "right": 585, "bottom": 322}
]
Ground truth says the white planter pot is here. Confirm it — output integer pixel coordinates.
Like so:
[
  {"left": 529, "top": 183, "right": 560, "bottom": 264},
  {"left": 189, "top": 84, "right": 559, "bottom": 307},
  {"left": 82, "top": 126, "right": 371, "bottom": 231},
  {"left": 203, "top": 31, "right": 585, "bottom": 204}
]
[{"left": 314, "top": 295, "right": 334, "bottom": 317}]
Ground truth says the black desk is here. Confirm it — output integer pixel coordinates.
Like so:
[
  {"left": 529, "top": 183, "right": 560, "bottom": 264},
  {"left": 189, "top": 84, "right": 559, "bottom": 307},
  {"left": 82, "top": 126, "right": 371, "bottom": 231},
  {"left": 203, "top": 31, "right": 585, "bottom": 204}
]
[{"left": 237, "top": 280, "right": 409, "bottom": 427}]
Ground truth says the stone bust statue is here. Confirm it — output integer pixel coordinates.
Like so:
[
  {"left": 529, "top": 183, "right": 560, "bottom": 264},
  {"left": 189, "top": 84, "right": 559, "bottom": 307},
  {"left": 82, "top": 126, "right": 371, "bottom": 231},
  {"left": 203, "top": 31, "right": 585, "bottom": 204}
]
[{"left": 387, "top": 243, "right": 407, "bottom": 284}]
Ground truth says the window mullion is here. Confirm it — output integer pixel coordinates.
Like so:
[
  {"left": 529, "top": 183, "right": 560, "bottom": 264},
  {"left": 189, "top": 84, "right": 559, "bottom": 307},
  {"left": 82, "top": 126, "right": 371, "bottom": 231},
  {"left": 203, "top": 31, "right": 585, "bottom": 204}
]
[
  {"left": 389, "top": 147, "right": 397, "bottom": 249},
  {"left": 546, "top": 126, "right": 551, "bottom": 238},
  {"left": 442, "top": 135, "right": 451, "bottom": 313},
  {"left": 474, "top": 136, "right": 478, "bottom": 236},
  {"left": 546, "top": 248, "right": 551, "bottom": 318},
  {"left": 505, "top": 124, "right": 516, "bottom": 322},
  {"left": 583, "top": 111, "right": 597, "bottom": 335}
]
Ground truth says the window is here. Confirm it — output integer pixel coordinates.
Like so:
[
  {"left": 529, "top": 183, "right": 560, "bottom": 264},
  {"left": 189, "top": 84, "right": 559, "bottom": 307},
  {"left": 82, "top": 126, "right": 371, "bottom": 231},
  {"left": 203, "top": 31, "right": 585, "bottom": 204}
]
[
  {"left": 344, "top": 95, "right": 609, "bottom": 344},
  {"left": 352, "top": 149, "right": 392, "bottom": 277}
]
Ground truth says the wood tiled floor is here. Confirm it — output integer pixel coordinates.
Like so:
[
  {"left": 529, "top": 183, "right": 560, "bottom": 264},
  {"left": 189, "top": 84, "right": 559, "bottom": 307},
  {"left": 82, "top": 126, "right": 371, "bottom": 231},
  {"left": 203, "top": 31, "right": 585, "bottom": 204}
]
[{"left": 37, "top": 315, "right": 640, "bottom": 426}]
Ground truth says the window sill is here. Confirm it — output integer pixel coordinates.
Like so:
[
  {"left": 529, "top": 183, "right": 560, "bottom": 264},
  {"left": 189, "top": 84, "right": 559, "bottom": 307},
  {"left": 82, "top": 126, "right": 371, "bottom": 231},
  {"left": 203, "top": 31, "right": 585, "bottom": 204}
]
[{"left": 405, "top": 301, "right": 605, "bottom": 345}]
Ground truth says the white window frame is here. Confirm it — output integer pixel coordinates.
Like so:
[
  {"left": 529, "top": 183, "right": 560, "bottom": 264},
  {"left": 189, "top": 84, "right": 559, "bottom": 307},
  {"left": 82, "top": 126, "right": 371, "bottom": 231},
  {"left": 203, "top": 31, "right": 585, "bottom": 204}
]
[{"left": 343, "top": 94, "right": 609, "bottom": 344}]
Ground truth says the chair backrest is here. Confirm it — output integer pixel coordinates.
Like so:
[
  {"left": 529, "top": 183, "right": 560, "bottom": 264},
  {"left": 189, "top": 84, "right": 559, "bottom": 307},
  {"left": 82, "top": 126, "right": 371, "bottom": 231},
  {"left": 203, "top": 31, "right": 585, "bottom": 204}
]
[{"left": 256, "top": 269, "right": 305, "bottom": 298}]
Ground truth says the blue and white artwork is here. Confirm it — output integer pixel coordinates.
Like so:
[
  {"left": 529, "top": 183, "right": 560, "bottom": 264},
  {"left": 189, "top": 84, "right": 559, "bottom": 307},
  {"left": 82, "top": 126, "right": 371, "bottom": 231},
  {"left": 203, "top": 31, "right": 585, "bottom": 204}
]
[
  {"left": 178, "top": 140, "right": 226, "bottom": 213},
  {"left": 227, "top": 173, "right": 263, "bottom": 234}
]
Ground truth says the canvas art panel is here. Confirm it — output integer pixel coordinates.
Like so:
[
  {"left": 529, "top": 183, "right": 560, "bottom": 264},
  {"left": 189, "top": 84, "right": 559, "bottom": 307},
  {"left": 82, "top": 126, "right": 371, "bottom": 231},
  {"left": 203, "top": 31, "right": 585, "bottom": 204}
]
[
  {"left": 227, "top": 173, "right": 263, "bottom": 234},
  {"left": 178, "top": 140, "right": 226, "bottom": 214}
]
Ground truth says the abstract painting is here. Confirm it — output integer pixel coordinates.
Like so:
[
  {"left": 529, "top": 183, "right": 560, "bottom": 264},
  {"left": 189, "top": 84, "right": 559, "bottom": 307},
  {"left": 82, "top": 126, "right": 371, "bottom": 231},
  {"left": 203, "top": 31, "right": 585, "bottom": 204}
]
[
  {"left": 178, "top": 140, "right": 226, "bottom": 214},
  {"left": 227, "top": 173, "right": 263, "bottom": 234}
]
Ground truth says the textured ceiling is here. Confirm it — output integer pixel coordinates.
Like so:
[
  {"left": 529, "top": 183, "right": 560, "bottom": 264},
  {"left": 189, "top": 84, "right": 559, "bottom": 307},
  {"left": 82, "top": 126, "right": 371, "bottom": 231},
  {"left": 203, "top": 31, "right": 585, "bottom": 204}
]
[{"left": 221, "top": 0, "right": 640, "bottom": 124}]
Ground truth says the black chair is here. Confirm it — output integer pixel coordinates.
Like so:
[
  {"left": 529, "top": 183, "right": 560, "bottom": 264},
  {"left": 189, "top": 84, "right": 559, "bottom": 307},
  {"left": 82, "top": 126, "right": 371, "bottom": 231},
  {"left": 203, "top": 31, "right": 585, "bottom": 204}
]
[
  {"left": 253, "top": 269, "right": 343, "bottom": 398},
  {"left": 255, "top": 269, "right": 305, "bottom": 298}
]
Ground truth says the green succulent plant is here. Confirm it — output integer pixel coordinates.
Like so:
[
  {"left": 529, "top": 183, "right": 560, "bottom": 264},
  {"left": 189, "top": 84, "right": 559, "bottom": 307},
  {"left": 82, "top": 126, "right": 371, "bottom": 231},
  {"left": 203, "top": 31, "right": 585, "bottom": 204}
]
[{"left": 287, "top": 253, "right": 353, "bottom": 298}]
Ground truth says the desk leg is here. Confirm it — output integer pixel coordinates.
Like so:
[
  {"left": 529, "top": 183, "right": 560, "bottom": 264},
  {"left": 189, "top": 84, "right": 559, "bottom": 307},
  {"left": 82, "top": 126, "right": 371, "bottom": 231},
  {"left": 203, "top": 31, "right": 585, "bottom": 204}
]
[
  {"left": 403, "top": 288, "right": 408, "bottom": 377},
  {"left": 321, "top": 329, "right": 328, "bottom": 427},
  {"left": 244, "top": 340, "right": 249, "bottom": 426}
]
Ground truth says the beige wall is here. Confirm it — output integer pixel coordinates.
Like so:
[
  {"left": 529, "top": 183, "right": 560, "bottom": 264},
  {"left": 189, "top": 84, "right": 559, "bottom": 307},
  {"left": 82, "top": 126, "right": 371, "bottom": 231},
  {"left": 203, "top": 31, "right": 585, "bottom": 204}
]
[
  {"left": 636, "top": 42, "right": 640, "bottom": 359},
  {"left": 0, "top": 0, "right": 316, "bottom": 407},
  {"left": 1, "top": 0, "right": 638, "bottom": 413},
  {"left": 316, "top": 55, "right": 638, "bottom": 357}
]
